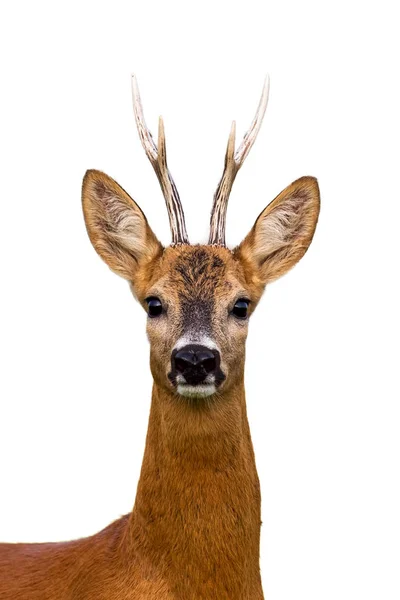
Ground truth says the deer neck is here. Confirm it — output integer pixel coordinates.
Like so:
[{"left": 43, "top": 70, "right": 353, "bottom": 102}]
[{"left": 125, "top": 381, "right": 263, "bottom": 598}]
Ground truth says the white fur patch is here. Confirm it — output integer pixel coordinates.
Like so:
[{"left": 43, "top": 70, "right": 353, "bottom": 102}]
[
  {"left": 103, "top": 190, "right": 147, "bottom": 256},
  {"left": 177, "top": 383, "right": 217, "bottom": 398},
  {"left": 253, "top": 190, "right": 309, "bottom": 263},
  {"left": 255, "top": 205, "right": 295, "bottom": 258},
  {"left": 173, "top": 335, "right": 219, "bottom": 353}
]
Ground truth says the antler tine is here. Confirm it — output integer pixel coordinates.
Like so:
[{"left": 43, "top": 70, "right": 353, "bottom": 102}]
[
  {"left": 131, "top": 75, "right": 189, "bottom": 245},
  {"left": 209, "top": 76, "right": 270, "bottom": 246}
]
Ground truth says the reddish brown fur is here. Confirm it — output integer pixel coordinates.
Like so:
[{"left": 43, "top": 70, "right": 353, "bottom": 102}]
[{"left": 0, "top": 170, "right": 319, "bottom": 599}]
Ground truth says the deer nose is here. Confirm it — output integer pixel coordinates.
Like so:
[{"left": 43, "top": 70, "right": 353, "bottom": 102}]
[{"left": 172, "top": 344, "right": 220, "bottom": 385}]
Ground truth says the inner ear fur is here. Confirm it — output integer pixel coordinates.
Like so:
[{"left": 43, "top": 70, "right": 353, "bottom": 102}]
[
  {"left": 82, "top": 170, "right": 163, "bottom": 280},
  {"left": 235, "top": 176, "right": 320, "bottom": 284}
]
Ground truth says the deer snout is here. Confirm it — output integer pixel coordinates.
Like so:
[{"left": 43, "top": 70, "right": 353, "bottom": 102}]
[{"left": 171, "top": 345, "right": 220, "bottom": 385}]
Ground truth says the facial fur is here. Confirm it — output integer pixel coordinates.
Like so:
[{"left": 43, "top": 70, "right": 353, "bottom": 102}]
[{"left": 130, "top": 245, "right": 265, "bottom": 399}]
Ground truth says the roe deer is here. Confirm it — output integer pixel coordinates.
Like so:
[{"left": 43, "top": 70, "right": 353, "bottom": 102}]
[{"left": 0, "top": 75, "right": 320, "bottom": 599}]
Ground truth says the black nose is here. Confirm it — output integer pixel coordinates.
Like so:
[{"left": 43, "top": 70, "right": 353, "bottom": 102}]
[{"left": 171, "top": 344, "right": 220, "bottom": 385}]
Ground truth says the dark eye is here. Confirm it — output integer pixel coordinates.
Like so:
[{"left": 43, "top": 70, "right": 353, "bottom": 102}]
[
  {"left": 145, "top": 297, "right": 163, "bottom": 318},
  {"left": 232, "top": 299, "right": 250, "bottom": 319}
]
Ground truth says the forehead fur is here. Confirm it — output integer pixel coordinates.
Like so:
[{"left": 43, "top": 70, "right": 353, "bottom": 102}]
[
  {"left": 134, "top": 244, "right": 263, "bottom": 302},
  {"left": 169, "top": 247, "right": 229, "bottom": 300}
]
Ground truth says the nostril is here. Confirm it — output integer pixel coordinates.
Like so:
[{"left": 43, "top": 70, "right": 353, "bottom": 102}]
[
  {"left": 175, "top": 357, "right": 188, "bottom": 373},
  {"left": 201, "top": 357, "right": 216, "bottom": 374},
  {"left": 174, "top": 350, "right": 196, "bottom": 373}
]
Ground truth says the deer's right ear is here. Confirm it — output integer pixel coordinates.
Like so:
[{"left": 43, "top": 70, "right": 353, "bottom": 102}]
[{"left": 82, "top": 170, "right": 163, "bottom": 280}]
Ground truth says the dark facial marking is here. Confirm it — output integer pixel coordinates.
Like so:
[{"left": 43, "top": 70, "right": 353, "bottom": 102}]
[
  {"left": 180, "top": 298, "right": 213, "bottom": 337},
  {"left": 170, "top": 248, "right": 227, "bottom": 337}
]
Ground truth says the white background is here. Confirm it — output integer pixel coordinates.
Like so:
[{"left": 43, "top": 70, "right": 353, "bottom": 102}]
[{"left": 0, "top": 1, "right": 399, "bottom": 598}]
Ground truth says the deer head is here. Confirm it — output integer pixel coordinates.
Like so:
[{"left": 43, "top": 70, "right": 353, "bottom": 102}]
[{"left": 82, "top": 76, "right": 320, "bottom": 401}]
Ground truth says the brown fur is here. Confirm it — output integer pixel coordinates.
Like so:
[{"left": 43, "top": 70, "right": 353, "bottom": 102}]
[{"left": 0, "top": 170, "right": 320, "bottom": 599}]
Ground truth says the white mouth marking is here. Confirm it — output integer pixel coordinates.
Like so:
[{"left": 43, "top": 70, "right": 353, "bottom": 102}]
[{"left": 177, "top": 383, "right": 217, "bottom": 399}]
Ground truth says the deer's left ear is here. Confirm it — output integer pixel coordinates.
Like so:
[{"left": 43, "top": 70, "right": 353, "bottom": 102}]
[{"left": 235, "top": 176, "right": 320, "bottom": 284}]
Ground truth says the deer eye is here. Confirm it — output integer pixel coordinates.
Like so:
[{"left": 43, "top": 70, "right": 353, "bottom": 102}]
[
  {"left": 232, "top": 299, "right": 250, "bottom": 319},
  {"left": 145, "top": 297, "right": 163, "bottom": 318}
]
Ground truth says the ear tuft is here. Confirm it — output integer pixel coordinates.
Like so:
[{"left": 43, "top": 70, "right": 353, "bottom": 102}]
[
  {"left": 236, "top": 176, "right": 320, "bottom": 284},
  {"left": 82, "top": 170, "right": 162, "bottom": 280}
]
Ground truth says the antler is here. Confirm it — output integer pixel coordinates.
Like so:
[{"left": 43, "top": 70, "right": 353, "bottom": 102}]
[
  {"left": 209, "top": 76, "right": 270, "bottom": 246},
  {"left": 131, "top": 75, "right": 189, "bottom": 245}
]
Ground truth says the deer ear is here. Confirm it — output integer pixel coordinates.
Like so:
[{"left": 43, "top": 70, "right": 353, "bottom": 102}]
[
  {"left": 82, "top": 170, "right": 163, "bottom": 280},
  {"left": 236, "top": 176, "right": 320, "bottom": 284}
]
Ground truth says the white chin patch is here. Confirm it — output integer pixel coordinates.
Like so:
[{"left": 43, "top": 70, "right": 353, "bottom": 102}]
[{"left": 177, "top": 383, "right": 217, "bottom": 399}]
